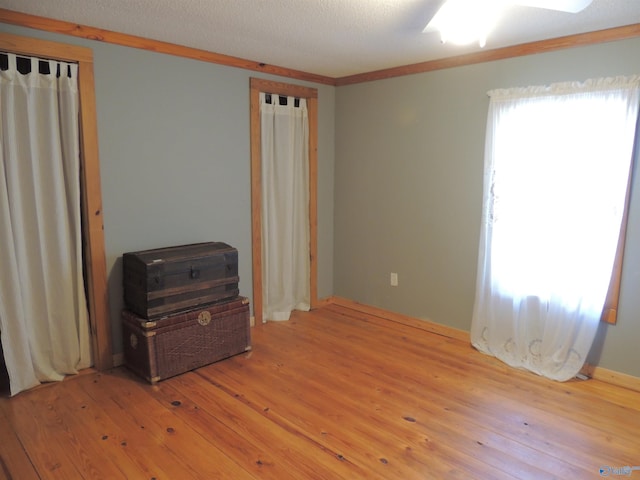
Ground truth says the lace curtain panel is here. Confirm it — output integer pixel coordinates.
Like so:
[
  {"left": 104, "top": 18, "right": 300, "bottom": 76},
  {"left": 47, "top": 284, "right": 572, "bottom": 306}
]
[{"left": 471, "top": 75, "right": 640, "bottom": 381}]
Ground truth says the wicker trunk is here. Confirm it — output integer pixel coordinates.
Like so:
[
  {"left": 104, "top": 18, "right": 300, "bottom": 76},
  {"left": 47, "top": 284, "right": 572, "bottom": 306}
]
[
  {"left": 122, "top": 297, "right": 251, "bottom": 384},
  {"left": 123, "top": 242, "right": 239, "bottom": 319}
]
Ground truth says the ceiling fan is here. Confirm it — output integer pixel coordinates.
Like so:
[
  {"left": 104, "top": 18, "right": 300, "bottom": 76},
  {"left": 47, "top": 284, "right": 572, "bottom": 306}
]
[{"left": 423, "top": 0, "right": 594, "bottom": 47}]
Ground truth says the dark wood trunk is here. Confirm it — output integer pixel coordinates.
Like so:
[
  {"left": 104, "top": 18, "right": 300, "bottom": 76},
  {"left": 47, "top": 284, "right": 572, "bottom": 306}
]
[{"left": 123, "top": 242, "right": 239, "bottom": 319}]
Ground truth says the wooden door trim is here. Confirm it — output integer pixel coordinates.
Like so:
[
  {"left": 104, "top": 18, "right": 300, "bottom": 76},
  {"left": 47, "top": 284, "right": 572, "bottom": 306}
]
[
  {"left": 0, "top": 32, "right": 112, "bottom": 370},
  {"left": 249, "top": 78, "right": 318, "bottom": 324}
]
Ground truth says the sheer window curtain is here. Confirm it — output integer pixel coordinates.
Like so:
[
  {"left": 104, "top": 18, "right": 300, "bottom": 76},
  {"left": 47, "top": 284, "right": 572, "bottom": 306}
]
[
  {"left": 260, "top": 92, "right": 310, "bottom": 321},
  {"left": 471, "top": 75, "right": 640, "bottom": 381},
  {"left": 0, "top": 53, "right": 92, "bottom": 396}
]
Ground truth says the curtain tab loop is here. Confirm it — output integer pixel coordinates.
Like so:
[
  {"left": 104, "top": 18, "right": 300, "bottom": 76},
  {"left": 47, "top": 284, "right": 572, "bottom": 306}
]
[{"left": 7, "top": 52, "right": 16, "bottom": 73}]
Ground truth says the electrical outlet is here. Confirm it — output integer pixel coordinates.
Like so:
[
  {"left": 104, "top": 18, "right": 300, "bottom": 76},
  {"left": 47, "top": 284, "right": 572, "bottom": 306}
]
[{"left": 390, "top": 272, "right": 398, "bottom": 287}]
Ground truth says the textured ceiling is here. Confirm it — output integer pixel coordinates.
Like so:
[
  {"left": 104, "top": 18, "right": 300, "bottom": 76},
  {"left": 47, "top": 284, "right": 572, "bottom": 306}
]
[{"left": 2, "top": 0, "right": 640, "bottom": 78}]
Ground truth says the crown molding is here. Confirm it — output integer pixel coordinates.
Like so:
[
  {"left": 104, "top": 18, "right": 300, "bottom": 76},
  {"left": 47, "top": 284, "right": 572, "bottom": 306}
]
[{"left": 1, "top": 9, "right": 639, "bottom": 87}]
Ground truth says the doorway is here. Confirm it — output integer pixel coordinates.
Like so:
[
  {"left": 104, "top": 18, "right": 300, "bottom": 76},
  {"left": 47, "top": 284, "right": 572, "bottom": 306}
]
[
  {"left": 249, "top": 78, "right": 319, "bottom": 324},
  {"left": 0, "top": 33, "right": 112, "bottom": 377}
]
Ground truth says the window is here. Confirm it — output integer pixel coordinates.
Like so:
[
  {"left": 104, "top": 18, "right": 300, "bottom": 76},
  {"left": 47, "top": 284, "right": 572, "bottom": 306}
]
[
  {"left": 488, "top": 81, "right": 637, "bottom": 316},
  {"left": 471, "top": 76, "right": 639, "bottom": 381}
]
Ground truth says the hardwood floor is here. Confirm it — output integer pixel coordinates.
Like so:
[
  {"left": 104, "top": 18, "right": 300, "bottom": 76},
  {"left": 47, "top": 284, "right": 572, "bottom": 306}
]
[{"left": 1, "top": 302, "right": 639, "bottom": 479}]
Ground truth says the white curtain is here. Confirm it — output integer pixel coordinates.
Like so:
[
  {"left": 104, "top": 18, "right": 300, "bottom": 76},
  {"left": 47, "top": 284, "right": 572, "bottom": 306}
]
[
  {"left": 0, "top": 53, "right": 92, "bottom": 396},
  {"left": 471, "top": 75, "right": 640, "bottom": 381},
  {"left": 260, "top": 92, "right": 310, "bottom": 321}
]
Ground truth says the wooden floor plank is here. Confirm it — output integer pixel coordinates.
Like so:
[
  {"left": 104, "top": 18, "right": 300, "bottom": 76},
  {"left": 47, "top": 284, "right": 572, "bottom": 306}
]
[
  {"left": 149, "top": 376, "right": 302, "bottom": 480},
  {"left": 198, "top": 356, "right": 522, "bottom": 480},
  {"left": 75, "top": 370, "right": 256, "bottom": 480},
  {"left": 67, "top": 374, "right": 180, "bottom": 479},
  {"left": 196, "top": 365, "right": 472, "bottom": 480},
  {"left": 241, "top": 309, "right": 629, "bottom": 474},
  {"left": 164, "top": 371, "right": 380, "bottom": 480},
  {"left": 1, "top": 303, "right": 639, "bottom": 479},
  {"left": 306, "top": 307, "right": 640, "bottom": 468},
  {"left": 0, "top": 404, "right": 40, "bottom": 480},
  {"left": 2, "top": 387, "right": 91, "bottom": 479},
  {"left": 213, "top": 354, "right": 572, "bottom": 480},
  {"left": 75, "top": 373, "right": 217, "bottom": 480},
  {"left": 204, "top": 325, "right": 581, "bottom": 479}
]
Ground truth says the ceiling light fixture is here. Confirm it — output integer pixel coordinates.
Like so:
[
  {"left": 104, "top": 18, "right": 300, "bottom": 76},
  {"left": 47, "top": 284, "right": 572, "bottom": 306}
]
[
  {"left": 424, "top": 0, "right": 594, "bottom": 48},
  {"left": 425, "top": 0, "right": 506, "bottom": 47}
]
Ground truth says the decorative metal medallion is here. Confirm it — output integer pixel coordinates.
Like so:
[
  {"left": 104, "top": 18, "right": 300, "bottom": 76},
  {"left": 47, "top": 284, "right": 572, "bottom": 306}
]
[
  {"left": 198, "top": 310, "right": 212, "bottom": 326},
  {"left": 130, "top": 333, "right": 138, "bottom": 349}
]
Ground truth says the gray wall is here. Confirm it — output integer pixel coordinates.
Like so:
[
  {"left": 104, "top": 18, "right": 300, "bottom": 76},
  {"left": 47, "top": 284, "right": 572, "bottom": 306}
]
[
  {"left": 334, "top": 37, "right": 640, "bottom": 378},
  {"left": 0, "top": 23, "right": 335, "bottom": 355}
]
